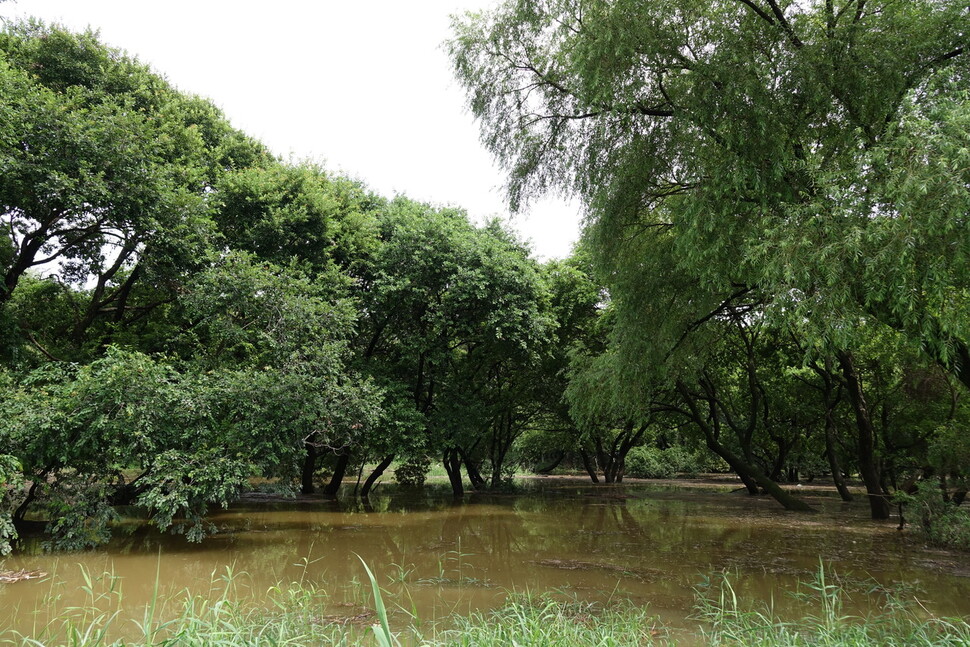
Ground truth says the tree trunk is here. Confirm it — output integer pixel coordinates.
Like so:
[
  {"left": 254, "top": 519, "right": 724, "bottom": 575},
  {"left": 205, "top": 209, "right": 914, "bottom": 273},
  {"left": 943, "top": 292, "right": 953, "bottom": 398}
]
[
  {"left": 706, "top": 437, "right": 815, "bottom": 511},
  {"left": 676, "top": 381, "right": 814, "bottom": 512},
  {"left": 443, "top": 448, "right": 464, "bottom": 499},
  {"left": 535, "top": 450, "right": 565, "bottom": 474},
  {"left": 768, "top": 440, "right": 791, "bottom": 482},
  {"left": 823, "top": 411, "right": 854, "bottom": 503},
  {"left": 458, "top": 446, "right": 488, "bottom": 490},
  {"left": 837, "top": 351, "right": 891, "bottom": 519},
  {"left": 812, "top": 359, "right": 854, "bottom": 502},
  {"left": 593, "top": 436, "right": 612, "bottom": 482},
  {"left": 322, "top": 450, "right": 351, "bottom": 496},
  {"left": 580, "top": 449, "right": 599, "bottom": 483},
  {"left": 360, "top": 454, "right": 394, "bottom": 498},
  {"left": 301, "top": 444, "right": 317, "bottom": 494},
  {"left": 612, "top": 423, "right": 648, "bottom": 483}
]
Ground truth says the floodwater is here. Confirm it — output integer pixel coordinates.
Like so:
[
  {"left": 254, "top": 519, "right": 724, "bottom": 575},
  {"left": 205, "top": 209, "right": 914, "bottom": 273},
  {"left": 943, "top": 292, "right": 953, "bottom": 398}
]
[{"left": 2, "top": 479, "right": 970, "bottom": 642}]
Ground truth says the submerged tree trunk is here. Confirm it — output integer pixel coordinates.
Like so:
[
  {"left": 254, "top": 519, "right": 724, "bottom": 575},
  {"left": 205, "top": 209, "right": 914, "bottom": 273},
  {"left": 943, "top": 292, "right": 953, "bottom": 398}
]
[
  {"left": 443, "top": 448, "right": 464, "bottom": 499},
  {"left": 322, "top": 450, "right": 351, "bottom": 497},
  {"left": 823, "top": 397, "right": 854, "bottom": 503},
  {"left": 707, "top": 437, "right": 815, "bottom": 511},
  {"left": 580, "top": 449, "right": 599, "bottom": 483},
  {"left": 837, "top": 351, "right": 891, "bottom": 519},
  {"left": 592, "top": 422, "right": 647, "bottom": 484},
  {"left": 301, "top": 444, "right": 318, "bottom": 494},
  {"left": 676, "top": 381, "right": 815, "bottom": 512},
  {"left": 458, "top": 446, "right": 488, "bottom": 491},
  {"left": 361, "top": 454, "right": 394, "bottom": 498},
  {"left": 810, "top": 359, "right": 854, "bottom": 502},
  {"left": 488, "top": 411, "right": 520, "bottom": 488}
]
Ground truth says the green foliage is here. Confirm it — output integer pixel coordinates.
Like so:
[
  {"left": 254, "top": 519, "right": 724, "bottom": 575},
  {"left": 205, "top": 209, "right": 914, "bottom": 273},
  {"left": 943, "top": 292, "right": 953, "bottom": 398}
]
[
  {"left": 0, "top": 452, "right": 22, "bottom": 555},
  {"left": 449, "top": 0, "right": 970, "bottom": 505},
  {"left": 625, "top": 445, "right": 717, "bottom": 480},
  {"left": 41, "top": 480, "right": 117, "bottom": 552},
  {"left": 898, "top": 481, "right": 970, "bottom": 551},
  {"left": 394, "top": 455, "right": 431, "bottom": 489},
  {"left": 178, "top": 251, "right": 356, "bottom": 368},
  {"left": 136, "top": 450, "right": 251, "bottom": 542},
  {"left": 358, "top": 198, "right": 554, "bottom": 487},
  {"left": 0, "top": 20, "right": 268, "bottom": 364},
  {"left": 625, "top": 447, "right": 674, "bottom": 480},
  {"left": 450, "top": 0, "right": 970, "bottom": 365},
  {"left": 927, "top": 420, "right": 970, "bottom": 486}
]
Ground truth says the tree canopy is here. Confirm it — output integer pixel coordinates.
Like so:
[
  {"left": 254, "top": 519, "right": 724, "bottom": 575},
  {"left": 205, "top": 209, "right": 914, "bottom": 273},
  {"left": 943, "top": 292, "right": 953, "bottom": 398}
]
[{"left": 449, "top": 0, "right": 969, "bottom": 382}]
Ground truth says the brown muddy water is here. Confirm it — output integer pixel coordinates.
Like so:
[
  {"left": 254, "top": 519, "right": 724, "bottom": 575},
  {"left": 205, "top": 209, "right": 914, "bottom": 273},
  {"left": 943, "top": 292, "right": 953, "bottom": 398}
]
[{"left": 2, "top": 478, "right": 970, "bottom": 642}]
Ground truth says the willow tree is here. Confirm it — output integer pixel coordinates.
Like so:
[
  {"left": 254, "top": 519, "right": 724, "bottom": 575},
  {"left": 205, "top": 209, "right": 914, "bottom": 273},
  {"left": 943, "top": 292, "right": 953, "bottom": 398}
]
[
  {"left": 451, "top": 0, "right": 968, "bottom": 371},
  {"left": 450, "top": 0, "right": 968, "bottom": 516}
]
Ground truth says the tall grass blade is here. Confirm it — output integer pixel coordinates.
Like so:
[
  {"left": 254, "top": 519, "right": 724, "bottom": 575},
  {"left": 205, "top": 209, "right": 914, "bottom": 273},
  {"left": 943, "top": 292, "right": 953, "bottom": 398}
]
[{"left": 356, "top": 554, "right": 397, "bottom": 647}]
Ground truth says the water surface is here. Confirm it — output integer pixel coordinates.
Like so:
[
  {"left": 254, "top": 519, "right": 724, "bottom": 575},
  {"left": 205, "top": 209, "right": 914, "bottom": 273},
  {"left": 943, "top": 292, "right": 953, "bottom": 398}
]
[{"left": 2, "top": 479, "right": 969, "bottom": 641}]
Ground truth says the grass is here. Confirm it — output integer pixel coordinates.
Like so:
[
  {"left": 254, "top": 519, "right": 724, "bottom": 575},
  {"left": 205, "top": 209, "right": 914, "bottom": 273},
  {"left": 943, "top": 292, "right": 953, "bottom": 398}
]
[
  {"left": 694, "top": 565, "right": 970, "bottom": 647},
  {"left": 3, "top": 562, "right": 969, "bottom": 646}
]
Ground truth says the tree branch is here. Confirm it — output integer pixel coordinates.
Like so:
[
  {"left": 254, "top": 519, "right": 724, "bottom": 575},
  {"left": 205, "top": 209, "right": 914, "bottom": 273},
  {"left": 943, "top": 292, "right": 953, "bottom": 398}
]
[
  {"left": 736, "top": 0, "right": 776, "bottom": 25},
  {"left": 765, "top": 0, "right": 804, "bottom": 48}
]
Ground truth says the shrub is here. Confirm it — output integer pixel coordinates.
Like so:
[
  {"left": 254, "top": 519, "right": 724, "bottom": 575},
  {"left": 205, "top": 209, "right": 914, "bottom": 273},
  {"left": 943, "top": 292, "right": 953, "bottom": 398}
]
[
  {"left": 898, "top": 480, "right": 970, "bottom": 550},
  {"left": 625, "top": 445, "right": 729, "bottom": 479},
  {"left": 625, "top": 447, "right": 674, "bottom": 479},
  {"left": 394, "top": 455, "right": 431, "bottom": 488}
]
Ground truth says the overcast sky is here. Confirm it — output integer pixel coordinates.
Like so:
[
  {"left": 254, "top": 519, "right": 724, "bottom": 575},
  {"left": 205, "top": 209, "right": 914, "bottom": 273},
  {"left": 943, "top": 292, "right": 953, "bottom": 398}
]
[{"left": 1, "top": 0, "right": 582, "bottom": 260}]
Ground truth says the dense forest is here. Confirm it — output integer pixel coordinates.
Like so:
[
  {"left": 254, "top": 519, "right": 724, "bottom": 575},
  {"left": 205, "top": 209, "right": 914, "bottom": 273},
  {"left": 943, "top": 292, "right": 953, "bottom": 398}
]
[{"left": 1, "top": 0, "right": 969, "bottom": 556}]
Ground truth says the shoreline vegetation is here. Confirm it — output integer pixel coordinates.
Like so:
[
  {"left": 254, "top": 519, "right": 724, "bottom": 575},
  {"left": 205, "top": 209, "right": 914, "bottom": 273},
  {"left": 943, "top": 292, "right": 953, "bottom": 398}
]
[{"left": 3, "top": 563, "right": 969, "bottom": 647}]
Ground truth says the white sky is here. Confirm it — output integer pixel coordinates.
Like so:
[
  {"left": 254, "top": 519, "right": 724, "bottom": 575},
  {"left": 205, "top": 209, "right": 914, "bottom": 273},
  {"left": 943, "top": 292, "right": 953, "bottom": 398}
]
[{"left": 1, "top": 0, "right": 582, "bottom": 260}]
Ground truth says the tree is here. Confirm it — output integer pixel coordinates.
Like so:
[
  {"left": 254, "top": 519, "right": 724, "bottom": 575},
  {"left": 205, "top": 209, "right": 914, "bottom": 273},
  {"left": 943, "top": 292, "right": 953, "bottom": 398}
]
[
  {"left": 0, "top": 250, "right": 382, "bottom": 548},
  {"left": 0, "top": 22, "right": 267, "bottom": 356},
  {"left": 212, "top": 163, "right": 381, "bottom": 280},
  {"left": 449, "top": 0, "right": 970, "bottom": 384},
  {"left": 352, "top": 199, "right": 553, "bottom": 497}
]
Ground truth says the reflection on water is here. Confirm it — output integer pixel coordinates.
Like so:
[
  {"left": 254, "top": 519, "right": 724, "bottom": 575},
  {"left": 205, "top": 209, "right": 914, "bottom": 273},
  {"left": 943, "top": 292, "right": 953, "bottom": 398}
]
[{"left": 2, "top": 479, "right": 969, "bottom": 640}]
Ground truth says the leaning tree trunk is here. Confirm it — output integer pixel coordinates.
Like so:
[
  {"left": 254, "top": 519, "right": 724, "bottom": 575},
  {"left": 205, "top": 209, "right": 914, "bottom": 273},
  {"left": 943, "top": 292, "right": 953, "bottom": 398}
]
[
  {"left": 676, "top": 381, "right": 815, "bottom": 512},
  {"left": 811, "top": 359, "right": 854, "bottom": 501},
  {"left": 322, "top": 450, "right": 351, "bottom": 496},
  {"left": 443, "top": 448, "right": 464, "bottom": 499},
  {"left": 458, "top": 446, "right": 488, "bottom": 491},
  {"left": 535, "top": 450, "right": 565, "bottom": 475},
  {"left": 837, "top": 351, "right": 891, "bottom": 519},
  {"left": 579, "top": 449, "right": 600, "bottom": 483},
  {"left": 705, "top": 437, "right": 816, "bottom": 512},
  {"left": 360, "top": 454, "right": 394, "bottom": 498},
  {"left": 823, "top": 398, "right": 854, "bottom": 502}
]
